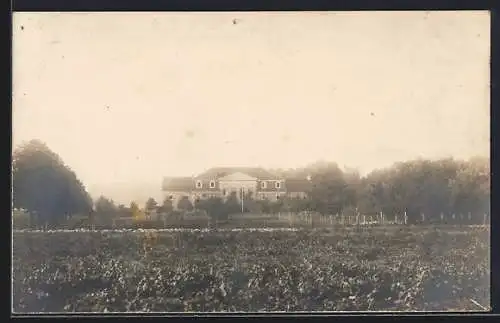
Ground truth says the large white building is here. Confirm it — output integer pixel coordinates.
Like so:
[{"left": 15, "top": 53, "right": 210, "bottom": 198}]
[{"left": 162, "top": 167, "right": 311, "bottom": 209}]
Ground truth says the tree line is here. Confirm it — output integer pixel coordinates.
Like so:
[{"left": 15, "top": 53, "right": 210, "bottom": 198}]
[{"left": 12, "top": 140, "right": 490, "bottom": 228}]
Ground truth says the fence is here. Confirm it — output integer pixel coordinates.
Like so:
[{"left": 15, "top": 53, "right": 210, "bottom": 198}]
[
  {"left": 13, "top": 210, "right": 490, "bottom": 230},
  {"left": 256, "top": 211, "right": 490, "bottom": 228}
]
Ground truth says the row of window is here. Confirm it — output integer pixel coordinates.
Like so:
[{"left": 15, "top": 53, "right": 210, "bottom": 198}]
[
  {"left": 261, "top": 181, "right": 281, "bottom": 189},
  {"left": 195, "top": 180, "right": 282, "bottom": 189},
  {"left": 196, "top": 180, "right": 216, "bottom": 189}
]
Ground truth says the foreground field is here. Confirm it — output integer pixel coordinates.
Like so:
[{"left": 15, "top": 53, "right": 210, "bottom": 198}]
[{"left": 12, "top": 226, "right": 490, "bottom": 313}]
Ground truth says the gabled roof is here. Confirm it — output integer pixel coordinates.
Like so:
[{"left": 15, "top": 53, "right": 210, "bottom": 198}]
[
  {"left": 195, "top": 167, "right": 278, "bottom": 180},
  {"left": 162, "top": 177, "right": 193, "bottom": 192}
]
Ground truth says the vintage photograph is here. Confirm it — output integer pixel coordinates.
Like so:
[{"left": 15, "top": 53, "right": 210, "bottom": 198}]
[{"left": 12, "top": 11, "right": 490, "bottom": 313}]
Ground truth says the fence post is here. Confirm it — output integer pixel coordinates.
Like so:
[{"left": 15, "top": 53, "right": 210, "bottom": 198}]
[{"left": 404, "top": 212, "right": 408, "bottom": 225}]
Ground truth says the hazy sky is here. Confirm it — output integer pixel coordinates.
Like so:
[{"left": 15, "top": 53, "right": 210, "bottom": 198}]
[{"left": 13, "top": 11, "right": 490, "bottom": 198}]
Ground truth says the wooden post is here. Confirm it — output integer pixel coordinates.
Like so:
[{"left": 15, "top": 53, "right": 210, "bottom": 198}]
[
  {"left": 404, "top": 211, "right": 408, "bottom": 225},
  {"left": 484, "top": 213, "right": 487, "bottom": 226},
  {"left": 421, "top": 213, "right": 425, "bottom": 223}
]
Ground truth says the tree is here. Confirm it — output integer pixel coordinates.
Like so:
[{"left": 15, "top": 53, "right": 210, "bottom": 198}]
[
  {"left": 144, "top": 197, "right": 158, "bottom": 219},
  {"left": 94, "top": 196, "right": 117, "bottom": 223},
  {"left": 269, "top": 199, "right": 284, "bottom": 214},
  {"left": 309, "top": 162, "right": 347, "bottom": 215},
  {"left": 196, "top": 197, "right": 228, "bottom": 221},
  {"left": 145, "top": 197, "right": 158, "bottom": 212},
  {"left": 256, "top": 199, "right": 272, "bottom": 214},
  {"left": 116, "top": 204, "right": 130, "bottom": 218},
  {"left": 224, "top": 192, "right": 241, "bottom": 214},
  {"left": 158, "top": 197, "right": 173, "bottom": 213},
  {"left": 157, "top": 198, "right": 174, "bottom": 221},
  {"left": 12, "top": 140, "right": 93, "bottom": 228},
  {"left": 130, "top": 201, "right": 144, "bottom": 220},
  {"left": 177, "top": 196, "right": 194, "bottom": 212},
  {"left": 354, "top": 157, "right": 490, "bottom": 224}
]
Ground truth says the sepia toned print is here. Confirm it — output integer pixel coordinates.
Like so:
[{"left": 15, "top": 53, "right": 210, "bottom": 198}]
[{"left": 12, "top": 11, "right": 490, "bottom": 313}]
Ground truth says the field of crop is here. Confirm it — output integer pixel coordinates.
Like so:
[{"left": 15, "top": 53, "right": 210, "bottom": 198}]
[{"left": 12, "top": 226, "right": 490, "bottom": 313}]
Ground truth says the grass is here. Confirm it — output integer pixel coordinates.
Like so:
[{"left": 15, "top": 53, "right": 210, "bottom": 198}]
[{"left": 12, "top": 226, "right": 490, "bottom": 313}]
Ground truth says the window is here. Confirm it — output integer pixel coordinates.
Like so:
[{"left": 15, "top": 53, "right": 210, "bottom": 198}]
[
  {"left": 168, "top": 195, "right": 173, "bottom": 200},
  {"left": 275, "top": 181, "right": 281, "bottom": 189},
  {"left": 210, "top": 180, "right": 216, "bottom": 188},
  {"left": 261, "top": 194, "right": 267, "bottom": 200},
  {"left": 261, "top": 181, "right": 267, "bottom": 189},
  {"left": 276, "top": 194, "right": 281, "bottom": 200},
  {"left": 196, "top": 181, "right": 202, "bottom": 189},
  {"left": 222, "top": 189, "right": 226, "bottom": 196}
]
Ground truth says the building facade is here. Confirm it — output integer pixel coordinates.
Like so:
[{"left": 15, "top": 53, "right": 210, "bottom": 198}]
[{"left": 162, "top": 167, "right": 311, "bottom": 209}]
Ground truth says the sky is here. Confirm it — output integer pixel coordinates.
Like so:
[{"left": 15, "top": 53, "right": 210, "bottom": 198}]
[{"left": 12, "top": 12, "right": 490, "bottom": 203}]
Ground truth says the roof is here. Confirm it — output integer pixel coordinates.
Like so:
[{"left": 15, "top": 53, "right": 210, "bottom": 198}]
[
  {"left": 162, "top": 177, "right": 193, "bottom": 192},
  {"left": 285, "top": 179, "right": 313, "bottom": 192},
  {"left": 195, "top": 167, "right": 278, "bottom": 180}
]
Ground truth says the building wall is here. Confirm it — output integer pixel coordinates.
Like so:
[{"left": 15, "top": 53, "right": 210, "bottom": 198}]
[
  {"left": 257, "top": 180, "right": 286, "bottom": 192},
  {"left": 191, "top": 191, "right": 224, "bottom": 202},
  {"left": 163, "top": 176, "right": 309, "bottom": 208},
  {"left": 219, "top": 180, "right": 258, "bottom": 199},
  {"left": 287, "top": 192, "right": 309, "bottom": 199},
  {"left": 256, "top": 191, "right": 287, "bottom": 201}
]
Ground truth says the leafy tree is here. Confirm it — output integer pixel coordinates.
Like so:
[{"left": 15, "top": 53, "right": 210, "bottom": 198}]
[
  {"left": 309, "top": 162, "right": 347, "bottom": 215},
  {"left": 256, "top": 199, "right": 272, "bottom": 214},
  {"left": 177, "top": 196, "right": 194, "bottom": 212},
  {"left": 130, "top": 201, "right": 144, "bottom": 220},
  {"left": 269, "top": 200, "right": 284, "bottom": 214},
  {"left": 196, "top": 197, "right": 228, "bottom": 220},
  {"left": 158, "top": 197, "right": 173, "bottom": 214},
  {"left": 354, "top": 157, "right": 489, "bottom": 224},
  {"left": 224, "top": 192, "right": 241, "bottom": 214},
  {"left": 94, "top": 196, "right": 117, "bottom": 223},
  {"left": 144, "top": 197, "right": 158, "bottom": 219},
  {"left": 12, "top": 140, "right": 93, "bottom": 228},
  {"left": 145, "top": 197, "right": 158, "bottom": 212},
  {"left": 116, "top": 204, "right": 130, "bottom": 218}
]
